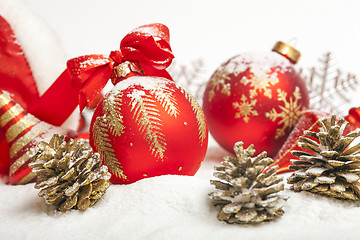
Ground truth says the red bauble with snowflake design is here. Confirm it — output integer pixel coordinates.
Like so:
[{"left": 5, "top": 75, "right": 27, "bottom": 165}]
[
  {"left": 203, "top": 43, "right": 309, "bottom": 157},
  {"left": 89, "top": 76, "right": 208, "bottom": 184}
]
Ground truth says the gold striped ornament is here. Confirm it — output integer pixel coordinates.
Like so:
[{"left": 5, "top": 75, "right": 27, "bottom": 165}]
[{"left": 0, "top": 91, "right": 77, "bottom": 184}]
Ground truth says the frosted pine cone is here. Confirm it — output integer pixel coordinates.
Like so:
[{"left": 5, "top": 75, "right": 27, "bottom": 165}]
[
  {"left": 29, "top": 134, "right": 111, "bottom": 212},
  {"left": 209, "top": 141, "right": 286, "bottom": 224},
  {"left": 288, "top": 115, "right": 360, "bottom": 200}
]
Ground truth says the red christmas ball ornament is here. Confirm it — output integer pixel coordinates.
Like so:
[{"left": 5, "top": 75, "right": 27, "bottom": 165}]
[
  {"left": 203, "top": 42, "right": 309, "bottom": 157},
  {"left": 345, "top": 107, "right": 360, "bottom": 131},
  {"left": 90, "top": 76, "right": 208, "bottom": 184}
]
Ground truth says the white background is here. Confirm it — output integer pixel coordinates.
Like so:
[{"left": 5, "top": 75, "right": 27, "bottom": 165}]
[{"left": 22, "top": 0, "right": 360, "bottom": 76}]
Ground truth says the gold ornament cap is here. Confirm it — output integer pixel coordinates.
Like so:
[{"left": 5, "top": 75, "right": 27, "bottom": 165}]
[{"left": 272, "top": 41, "right": 301, "bottom": 64}]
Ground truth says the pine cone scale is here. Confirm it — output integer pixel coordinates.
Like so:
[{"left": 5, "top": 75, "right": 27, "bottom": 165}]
[
  {"left": 35, "top": 176, "right": 58, "bottom": 189},
  {"left": 60, "top": 195, "right": 77, "bottom": 212},
  {"left": 337, "top": 172, "right": 359, "bottom": 182},
  {"left": 293, "top": 169, "right": 307, "bottom": 178},
  {"left": 350, "top": 181, "right": 360, "bottom": 195},
  {"left": 258, "top": 196, "right": 278, "bottom": 207},
  {"left": 315, "top": 176, "right": 336, "bottom": 184},
  {"left": 79, "top": 184, "right": 92, "bottom": 199},
  {"left": 64, "top": 182, "right": 80, "bottom": 197},
  {"left": 346, "top": 129, "right": 360, "bottom": 138},
  {"left": 92, "top": 179, "right": 108, "bottom": 192},
  {"left": 61, "top": 168, "right": 76, "bottom": 181},
  {"left": 301, "top": 178, "right": 318, "bottom": 190},
  {"left": 305, "top": 167, "right": 328, "bottom": 176},
  {"left": 77, "top": 198, "right": 91, "bottom": 211},
  {"left": 46, "top": 193, "right": 63, "bottom": 204},
  {"left": 298, "top": 142, "right": 321, "bottom": 153},
  {"left": 320, "top": 151, "right": 339, "bottom": 158},
  {"left": 330, "top": 182, "right": 346, "bottom": 193},
  {"left": 236, "top": 208, "right": 257, "bottom": 223},
  {"left": 339, "top": 155, "right": 360, "bottom": 161},
  {"left": 314, "top": 184, "right": 328, "bottom": 192},
  {"left": 328, "top": 160, "right": 347, "bottom": 167},
  {"left": 222, "top": 202, "right": 243, "bottom": 214},
  {"left": 333, "top": 138, "right": 353, "bottom": 152},
  {"left": 291, "top": 179, "right": 304, "bottom": 191}
]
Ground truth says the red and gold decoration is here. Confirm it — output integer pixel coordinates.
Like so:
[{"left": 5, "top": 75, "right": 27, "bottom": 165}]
[
  {"left": 53, "top": 23, "right": 208, "bottom": 184},
  {"left": 57, "top": 22, "right": 174, "bottom": 117},
  {"left": 0, "top": 14, "right": 80, "bottom": 176},
  {"left": 0, "top": 15, "right": 39, "bottom": 111},
  {"left": 0, "top": 91, "right": 77, "bottom": 185},
  {"left": 0, "top": 22, "right": 173, "bottom": 132},
  {"left": 346, "top": 107, "right": 360, "bottom": 131},
  {"left": 203, "top": 42, "right": 309, "bottom": 157},
  {"left": 268, "top": 110, "right": 330, "bottom": 173},
  {"left": 90, "top": 76, "right": 208, "bottom": 184},
  {"left": 0, "top": 22, "right": 184, "bottom": 183}
]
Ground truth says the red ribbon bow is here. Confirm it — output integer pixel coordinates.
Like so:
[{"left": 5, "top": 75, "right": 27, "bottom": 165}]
[{"left": 28, "top": 23, "right": 174, "bottom": 126}]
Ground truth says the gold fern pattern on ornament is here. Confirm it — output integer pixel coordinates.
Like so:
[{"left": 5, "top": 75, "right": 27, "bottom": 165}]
[
  {"left": 151, "top": 85, "right": 179, "bottom": 117},
  {"left": 240, "top": 69, "right": 279, "bottom": 99},
  {"left": 92, "top": 116, "right": 127, "bottom": 180},
  {"left": 103, "top": 92, "right": 125, "bottom": 137},
  {"left": 206, "top": 70, "right": 231, "bottom": 102},
  {"left": 265, "top": 87, "right": 306, "bottom": 139},
  {"left": 130, "top": 93, "right": 167, "bottom": 160},
  {"left": 232, "top": 95, "right": 258, "bottom": 123},
  {"left": 179, "top": 86, "right": 207, "bottom": 146}
]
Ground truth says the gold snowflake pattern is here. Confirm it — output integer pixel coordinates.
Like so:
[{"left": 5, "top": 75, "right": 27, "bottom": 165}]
[
  {"left": 240, "top": 69, "right": 279, "bottom": 99},
  {"left": 265, "top": 87, "right": 306, "bottom": 139},
  {"left": 232, "top": 95, "right": 258, "bottom": 123},
  {"left": 207, "top": 70, "right": 231, "bottom": 102}
]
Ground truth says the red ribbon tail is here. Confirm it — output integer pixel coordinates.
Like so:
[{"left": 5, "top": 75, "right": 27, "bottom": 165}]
[
  {"left": 141, "top": 63, "right": 173, "bottom": 81},
  {"left": 27, "top": 70, "right": 79, "bottom": 126},
  {"left": 78, "top": 64, "right": 113, "bottom": 111}
]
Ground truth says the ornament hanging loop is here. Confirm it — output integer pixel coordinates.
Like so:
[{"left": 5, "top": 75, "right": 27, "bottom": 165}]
[
  {"left": 272, "top": 41, "right": 301, "bottom": 64},
  {"left": 115, "top": 62, "right": 131, "bottom": 78},
  {"left": 111, "top": 61, "right": 144, "bottom": 85}
]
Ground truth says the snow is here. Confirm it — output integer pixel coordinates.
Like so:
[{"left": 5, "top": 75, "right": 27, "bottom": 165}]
[
  {"left": 113, "top": 76, "right": 165, "bottom": 92},
  {"left": 2, "top": 137, "right": 360, "bottom": 239},
  {"left": 2, "top": 160, "right": 360, "bottom": 240},
  {"left": 2, "top": 0, "right": 360, "bottom": 239},
  {"left": 106, "top": 76, "right": 172, "bottom": 110},
  {"left": 223, "top": 52, "right": 293, "bottom": 77}
]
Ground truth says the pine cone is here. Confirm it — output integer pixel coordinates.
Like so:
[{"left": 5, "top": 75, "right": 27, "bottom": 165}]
[
  {"left": 29, "top": 134, "right": 111, "bottom": 212},
  {"left": 288, "top": 115, "right": 360, "bottom": 200},
  {"left": 209, "top": 141, "right": 286, "bottom": 224}
]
